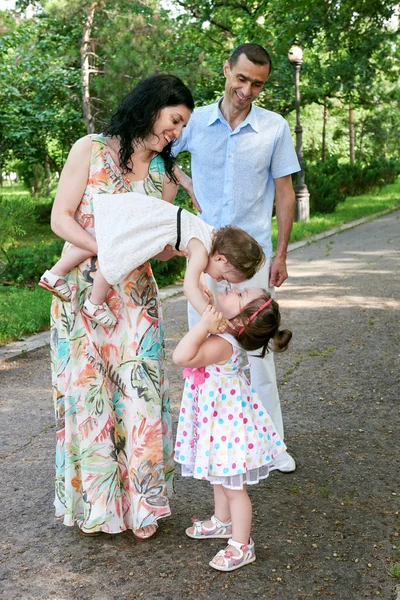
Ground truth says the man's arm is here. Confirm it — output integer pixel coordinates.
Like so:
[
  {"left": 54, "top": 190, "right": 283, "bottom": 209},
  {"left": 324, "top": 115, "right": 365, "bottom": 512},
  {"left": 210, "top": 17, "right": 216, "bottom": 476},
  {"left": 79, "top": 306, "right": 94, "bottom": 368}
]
[{"left": 270, "top": 174, "right": 295, "bottom": 288}]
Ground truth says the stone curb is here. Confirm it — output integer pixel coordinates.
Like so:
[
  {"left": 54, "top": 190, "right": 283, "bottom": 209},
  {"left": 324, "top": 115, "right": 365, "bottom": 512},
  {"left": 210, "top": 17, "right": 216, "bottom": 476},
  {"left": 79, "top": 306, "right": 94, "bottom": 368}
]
[{"left": 0, "top": 207, "right": 396, "bottom": 363}]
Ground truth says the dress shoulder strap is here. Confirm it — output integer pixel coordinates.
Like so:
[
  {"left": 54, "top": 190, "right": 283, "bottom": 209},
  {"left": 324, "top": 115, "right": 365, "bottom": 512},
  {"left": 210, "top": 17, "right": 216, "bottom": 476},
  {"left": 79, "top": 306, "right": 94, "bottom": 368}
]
[
  {"left": 89, "top": 133, "right": 107, "bottom": 148},
  {"left": 215, "top": 332, "right": 240, "bottom": 349}
]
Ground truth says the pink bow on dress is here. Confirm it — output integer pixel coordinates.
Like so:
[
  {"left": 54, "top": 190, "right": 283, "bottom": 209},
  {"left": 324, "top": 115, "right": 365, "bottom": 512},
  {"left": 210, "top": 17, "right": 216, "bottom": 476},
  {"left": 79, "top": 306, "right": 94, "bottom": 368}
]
[{"left": 182, "top": 366, "right": 206, "bottom": 386}]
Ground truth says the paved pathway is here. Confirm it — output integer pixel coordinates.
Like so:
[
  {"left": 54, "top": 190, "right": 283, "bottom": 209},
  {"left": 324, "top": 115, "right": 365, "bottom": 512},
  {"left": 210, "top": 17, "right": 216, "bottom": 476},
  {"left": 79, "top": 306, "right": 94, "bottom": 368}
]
[{"left": 1, "top": 211, "right": 399, "bottom": 600}]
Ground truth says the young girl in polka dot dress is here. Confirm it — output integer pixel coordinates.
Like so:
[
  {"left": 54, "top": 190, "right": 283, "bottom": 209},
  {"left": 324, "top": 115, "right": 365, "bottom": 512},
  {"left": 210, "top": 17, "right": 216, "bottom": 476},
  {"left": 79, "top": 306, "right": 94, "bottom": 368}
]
[{"left": 173, "top": 287, "right": 292, "bottom": 572}]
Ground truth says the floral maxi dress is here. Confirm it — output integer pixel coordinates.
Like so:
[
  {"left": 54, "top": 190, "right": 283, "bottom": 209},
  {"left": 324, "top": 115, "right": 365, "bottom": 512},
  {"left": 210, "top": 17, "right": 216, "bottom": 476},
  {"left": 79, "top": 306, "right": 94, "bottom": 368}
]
[{"left": 50, "top": 135, "right": 174, "bottom": 533}]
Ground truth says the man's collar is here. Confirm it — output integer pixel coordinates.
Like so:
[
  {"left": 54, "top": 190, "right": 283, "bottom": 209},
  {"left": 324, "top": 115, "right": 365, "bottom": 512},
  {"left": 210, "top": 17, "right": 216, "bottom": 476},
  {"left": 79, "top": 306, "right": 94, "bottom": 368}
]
[
  {"left": 207, "top": 98, "right": 259, "bottom": 132},
  {"left": 206, "top": 100, "right": 223, "bottom": 126}
]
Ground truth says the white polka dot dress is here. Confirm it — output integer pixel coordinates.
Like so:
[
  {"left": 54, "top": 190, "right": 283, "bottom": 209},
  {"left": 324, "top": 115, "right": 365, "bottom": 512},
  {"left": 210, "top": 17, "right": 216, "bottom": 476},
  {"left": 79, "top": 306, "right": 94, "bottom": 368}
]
[{"left": 174, "top": 334, "right": 287, "bottom": 490}]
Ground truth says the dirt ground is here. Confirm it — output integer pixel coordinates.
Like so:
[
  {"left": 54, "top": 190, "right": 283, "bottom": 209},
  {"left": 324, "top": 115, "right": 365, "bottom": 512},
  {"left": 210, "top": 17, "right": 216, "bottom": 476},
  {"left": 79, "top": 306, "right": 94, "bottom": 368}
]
[{"left": 1, "top": 211, "right": 399, "bottom": 600}]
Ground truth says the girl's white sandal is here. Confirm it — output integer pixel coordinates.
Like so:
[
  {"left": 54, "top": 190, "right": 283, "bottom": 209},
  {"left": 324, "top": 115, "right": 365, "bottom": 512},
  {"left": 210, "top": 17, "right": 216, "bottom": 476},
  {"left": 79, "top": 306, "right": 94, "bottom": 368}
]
[
  {"left": 186, "top": 514, "right": 232, "bottom": 539},
  {"left": 82, "top": 298, "right": 117, "bottom": 328},
  {"left": 209, "top": 538, "right": 256, "bottom": 571},
  {"left": 38, "top": 270, "right": 72, "bottom": 302}
]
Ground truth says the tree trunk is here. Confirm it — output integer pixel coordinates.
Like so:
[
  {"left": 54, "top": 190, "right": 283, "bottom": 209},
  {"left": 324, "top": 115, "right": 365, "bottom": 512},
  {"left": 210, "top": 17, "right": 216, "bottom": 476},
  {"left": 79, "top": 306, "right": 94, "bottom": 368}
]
[
  {"left": 322, "top": 98, "right": 328, "bottom": 162},
  {"left": 349, "top": 106, "right": 355, "bottom": 164},
  {"left": 81, "top": 2, "right": 98, "bottom": 134},
  {"left": 44, "top": 154, "right": 51, "bottom": 197}
]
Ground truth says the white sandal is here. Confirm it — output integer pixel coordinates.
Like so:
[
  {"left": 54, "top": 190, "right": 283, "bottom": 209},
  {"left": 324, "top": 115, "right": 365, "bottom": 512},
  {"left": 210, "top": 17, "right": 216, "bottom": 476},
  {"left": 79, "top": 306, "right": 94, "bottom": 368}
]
[
  {"left": 38, "top": 270, "right": 72, "bottom": 302},
  {"left": 209, "top": 538, "right": 256, "bottom": 572},
  {"left": 82, "top": 298, "right": 117, "bottom": 328},
  {"left": 186, "top": 515, "right": 232, "bottom": 539}
]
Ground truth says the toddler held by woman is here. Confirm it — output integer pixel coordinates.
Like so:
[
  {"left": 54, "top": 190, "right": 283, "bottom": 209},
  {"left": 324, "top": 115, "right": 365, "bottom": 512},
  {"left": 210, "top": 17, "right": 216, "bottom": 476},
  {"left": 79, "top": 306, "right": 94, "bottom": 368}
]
[{"left": 39, "top": 192, "right": 264, "bottom": 327}]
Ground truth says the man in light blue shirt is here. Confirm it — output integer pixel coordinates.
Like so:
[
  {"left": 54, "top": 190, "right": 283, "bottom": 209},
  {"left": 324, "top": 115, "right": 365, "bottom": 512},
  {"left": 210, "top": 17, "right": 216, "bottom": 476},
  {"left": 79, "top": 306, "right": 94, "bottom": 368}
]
[{"left": 174, "top": 43, "right": 300, "bottom": 472}]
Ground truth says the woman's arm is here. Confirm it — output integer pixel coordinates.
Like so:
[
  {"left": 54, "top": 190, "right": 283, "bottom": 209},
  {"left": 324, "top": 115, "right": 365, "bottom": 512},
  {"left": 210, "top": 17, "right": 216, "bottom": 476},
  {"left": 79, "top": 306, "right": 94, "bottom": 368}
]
[
  {"left": 183, "top": 238, "right": 211, "bottom": 315},
  {"left": 50, "top": 136, "right": 98, "bottom": 255},
  {"left": 173, "top": 305, "right": 232, "bottom": 368},
  {"left": 162, "top": 173, "right": 179, "bottom": 203}
]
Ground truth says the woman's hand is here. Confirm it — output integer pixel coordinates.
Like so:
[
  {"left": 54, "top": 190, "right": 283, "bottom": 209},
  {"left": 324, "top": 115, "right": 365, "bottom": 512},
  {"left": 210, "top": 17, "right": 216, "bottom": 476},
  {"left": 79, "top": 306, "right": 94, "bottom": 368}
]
[
  {"left": 153, "top": 244, "right": 188, "bottom": 261},
  {"left": 200, "top": 305, "right": 224, "bottom": 334}
]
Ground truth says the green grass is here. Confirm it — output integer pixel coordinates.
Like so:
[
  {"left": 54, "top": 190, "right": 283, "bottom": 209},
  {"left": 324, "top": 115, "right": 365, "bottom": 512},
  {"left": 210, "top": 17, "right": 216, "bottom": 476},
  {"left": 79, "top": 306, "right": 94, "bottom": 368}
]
[
  {"left": 0, "top": 178, "right": 399, "bottom": 346},
  {"left": 0, "top": 286, "right": 52, "bottom": 344},
  {"left": 0, "top": 182, "right": 31, "bottom": 196},
  {"left": 272, "top": 178, "right": 400, "bottom": 248}
]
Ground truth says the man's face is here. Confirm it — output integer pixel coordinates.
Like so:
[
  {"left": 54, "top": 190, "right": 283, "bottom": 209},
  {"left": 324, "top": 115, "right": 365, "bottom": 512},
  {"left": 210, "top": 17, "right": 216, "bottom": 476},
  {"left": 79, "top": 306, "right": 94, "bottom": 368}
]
[{"left": 223, "top": 53, "right": 270, "bottom": 112}]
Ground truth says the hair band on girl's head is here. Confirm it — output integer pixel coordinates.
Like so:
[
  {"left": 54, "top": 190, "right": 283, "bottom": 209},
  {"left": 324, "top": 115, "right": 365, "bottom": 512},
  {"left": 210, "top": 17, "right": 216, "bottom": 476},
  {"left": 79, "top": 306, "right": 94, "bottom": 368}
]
[{"left": 238, "top": 297, "right": 273, "bottom": 336}]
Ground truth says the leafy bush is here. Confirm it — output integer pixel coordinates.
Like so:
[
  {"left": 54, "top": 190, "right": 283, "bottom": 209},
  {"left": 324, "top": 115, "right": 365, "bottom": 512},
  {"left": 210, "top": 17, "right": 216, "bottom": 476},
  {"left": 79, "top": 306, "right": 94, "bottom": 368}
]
[
  {"left": 305, "top": 157, "right": 346, "bottom": 213},
  {"left": 0, "top": 239, "right": 64, "bottom": 284},
  {"left": 0, "top": 194, "right": 36, "bottom": 261},
  {"left": 305, "top": 157, "right": 400, "bottom": 213},
  {"left": 34, "top": 200, "right": 54, "bottom": 224},
  {"left": 151, "top": 256, "right": 186, "bottom": 288}
]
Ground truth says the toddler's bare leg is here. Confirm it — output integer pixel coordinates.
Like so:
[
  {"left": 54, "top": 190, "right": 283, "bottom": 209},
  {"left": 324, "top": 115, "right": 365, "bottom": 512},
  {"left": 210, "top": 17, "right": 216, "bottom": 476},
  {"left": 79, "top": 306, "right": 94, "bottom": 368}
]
[
  {"left": 224, "top": 485, "right": 252, "bottom": 547},
  {"left": 90, "top": 268, "right": 111, "bottom": 305},
  {"left": 51, "top": 246, "right": 94, "bottom": 278},
  {"left": 213, "top": 483, "right": 231, "bottom": 523},
  {"left": 211, "top": 485, "right": 252, "bottom": 566},
  {"left": 40, "top": 246, "right": 95, "bottom": 301}
]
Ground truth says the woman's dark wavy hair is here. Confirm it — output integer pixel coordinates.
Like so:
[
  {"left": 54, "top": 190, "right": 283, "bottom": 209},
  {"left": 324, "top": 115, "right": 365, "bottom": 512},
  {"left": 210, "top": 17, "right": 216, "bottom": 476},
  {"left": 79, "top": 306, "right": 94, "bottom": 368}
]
[
  {"left": 103, "top": 73, "right": 194, "bottom": 183},
  {"left": 234, "top": 291, "right": 292, "bottom": 358}
]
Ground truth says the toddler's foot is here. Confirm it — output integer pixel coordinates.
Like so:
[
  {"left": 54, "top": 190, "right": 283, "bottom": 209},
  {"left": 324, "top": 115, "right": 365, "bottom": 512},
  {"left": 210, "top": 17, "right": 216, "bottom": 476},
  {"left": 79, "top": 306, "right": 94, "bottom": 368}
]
[
  {"left": 82, "top": 297, "right": 117, "bottom": 328},
  {"left": 38, "top": 270, "right": 71, "bottom": 302},
  {"left": 186, "top": 515, "right": 232, "bottom": 539},
  {"left": 209, "top": 538, "right": 256, "bottom": 572}
]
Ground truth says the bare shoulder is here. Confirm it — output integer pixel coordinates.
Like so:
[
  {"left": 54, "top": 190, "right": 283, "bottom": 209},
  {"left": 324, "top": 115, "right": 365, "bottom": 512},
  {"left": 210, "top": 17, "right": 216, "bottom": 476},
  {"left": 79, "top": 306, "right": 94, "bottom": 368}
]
[
  {"left": 62, "top": 136, "right": 93, "bottom": 171},
  {"left": 207, "top": 334, "right": 233, "bottom": 365},
  {"left": 187, "top": 236, "right": 208, "bottom": 257},
  {"left": 70, "top": 135, "right": 93, "bottom": 156}
]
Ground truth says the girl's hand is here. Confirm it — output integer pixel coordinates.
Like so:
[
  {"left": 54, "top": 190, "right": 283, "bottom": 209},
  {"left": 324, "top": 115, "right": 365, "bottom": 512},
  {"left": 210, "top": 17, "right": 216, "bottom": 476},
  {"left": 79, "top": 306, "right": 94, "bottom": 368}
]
[
  {"left": 201, "top": 305, "right": 224, "bottom": 334},
  {"left": 217, "top": 317, "right": 235, "bottom": 334},
  {"left": 202, "top": 286, "right": 215, "bottom": 306}
]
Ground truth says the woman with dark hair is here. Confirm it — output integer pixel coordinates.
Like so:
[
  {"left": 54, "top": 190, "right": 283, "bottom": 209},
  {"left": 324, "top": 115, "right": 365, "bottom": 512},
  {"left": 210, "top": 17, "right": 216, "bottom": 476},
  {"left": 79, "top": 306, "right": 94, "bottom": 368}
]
[{"left": 49, "top": 74, "right": 194, "bottom": 539}]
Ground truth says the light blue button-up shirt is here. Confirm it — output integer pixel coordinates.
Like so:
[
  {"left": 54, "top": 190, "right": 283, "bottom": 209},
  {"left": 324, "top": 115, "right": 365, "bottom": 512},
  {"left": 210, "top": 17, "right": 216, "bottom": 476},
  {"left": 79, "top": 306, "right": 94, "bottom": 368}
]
[{"left": 173, "top": 100, "right": 300, "bottom": 257}]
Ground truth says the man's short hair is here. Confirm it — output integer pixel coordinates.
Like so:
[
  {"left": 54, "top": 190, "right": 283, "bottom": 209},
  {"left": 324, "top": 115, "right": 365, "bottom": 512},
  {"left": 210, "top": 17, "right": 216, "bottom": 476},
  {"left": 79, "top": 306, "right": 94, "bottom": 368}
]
[{"left": 229, "top": 43, "right": 272, "bottom": 72}]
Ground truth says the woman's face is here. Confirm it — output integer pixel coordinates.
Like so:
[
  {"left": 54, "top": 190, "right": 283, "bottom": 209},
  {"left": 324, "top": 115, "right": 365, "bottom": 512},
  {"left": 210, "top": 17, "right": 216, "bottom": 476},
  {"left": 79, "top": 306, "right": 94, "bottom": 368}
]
[
  {"left": 216, "top": 287, "right": 265, "bottom": 320},
  {"left": 144, "top": 104, "right": 192, "bottom": 152}
]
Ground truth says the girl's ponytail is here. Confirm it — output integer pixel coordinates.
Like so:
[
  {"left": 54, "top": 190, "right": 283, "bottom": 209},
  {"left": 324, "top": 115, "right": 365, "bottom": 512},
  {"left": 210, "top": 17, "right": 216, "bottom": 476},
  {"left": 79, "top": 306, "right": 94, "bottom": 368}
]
[{"left": 273, "top": 328, "right": 292, "bottom": 353}]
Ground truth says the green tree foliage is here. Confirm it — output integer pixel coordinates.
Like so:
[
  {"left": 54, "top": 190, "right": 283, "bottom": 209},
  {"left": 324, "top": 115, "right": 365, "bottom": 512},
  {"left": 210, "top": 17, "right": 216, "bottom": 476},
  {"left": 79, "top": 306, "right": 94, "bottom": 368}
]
[
  {"left": 1, "top": 0, "right": 398, "bottom": 195},
  {"left": 170, "top": 0, "right": 399, "bottom": 158},
  {"left": 0, "top": 8, "right": 84, "bottom": 191},
  {"left": 0, "top": 194, "right": 35, "bottom": 266}
]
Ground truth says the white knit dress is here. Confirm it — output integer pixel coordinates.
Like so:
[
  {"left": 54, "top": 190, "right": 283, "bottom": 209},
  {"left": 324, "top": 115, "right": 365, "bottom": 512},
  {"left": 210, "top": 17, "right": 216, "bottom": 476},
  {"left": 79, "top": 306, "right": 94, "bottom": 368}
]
[{"left": 93, "top": 191, "right": 215, "bottom": 285}]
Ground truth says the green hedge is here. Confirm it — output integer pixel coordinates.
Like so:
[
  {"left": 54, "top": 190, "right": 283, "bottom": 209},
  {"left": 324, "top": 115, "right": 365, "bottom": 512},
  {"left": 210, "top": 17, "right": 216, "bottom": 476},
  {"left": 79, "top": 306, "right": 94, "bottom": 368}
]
[
  {"left": 1, "top": 239, "right": 64, "bottom": 284},
  {"left": 305, "top": 157, "right": 400, "bottom": 213}
]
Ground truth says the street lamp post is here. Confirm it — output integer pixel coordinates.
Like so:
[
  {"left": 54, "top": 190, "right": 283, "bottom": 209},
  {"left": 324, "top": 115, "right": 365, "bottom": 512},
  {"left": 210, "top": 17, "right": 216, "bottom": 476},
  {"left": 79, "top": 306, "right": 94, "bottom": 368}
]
[{"left": 288, "top": 45, "right": 310, "bottom": 222}]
